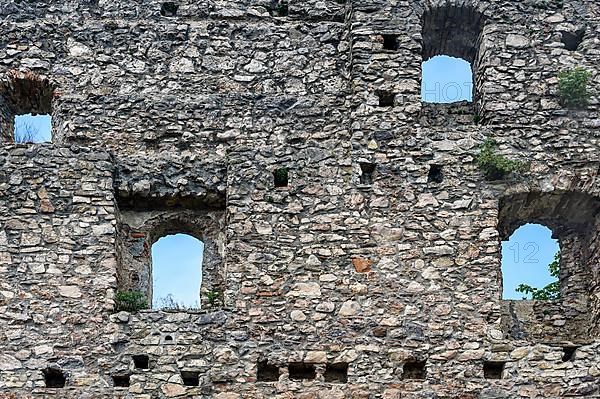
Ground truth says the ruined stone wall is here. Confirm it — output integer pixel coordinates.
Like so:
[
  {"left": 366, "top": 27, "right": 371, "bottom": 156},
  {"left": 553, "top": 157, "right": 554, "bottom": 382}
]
[{"left": 0, "top": 0, "right": 600, "bottom": 398}]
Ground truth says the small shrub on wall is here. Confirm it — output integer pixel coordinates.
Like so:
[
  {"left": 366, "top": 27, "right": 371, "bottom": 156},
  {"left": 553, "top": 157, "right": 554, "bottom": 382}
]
[
  {"left": 558, "top": 68, "right": 592, "bottom": 108},
  {"left": 115, "top": 291, "right": 148, "bottom": 312},
  {"left": 476, "top": 139, "right": 528, "bottom": 181}
]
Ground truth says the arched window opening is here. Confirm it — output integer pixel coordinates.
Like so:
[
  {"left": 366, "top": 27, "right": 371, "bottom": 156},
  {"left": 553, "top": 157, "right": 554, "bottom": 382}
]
[
  {"left": 421, "top": 6, "right": 485, "bottom": 104},
  {"left": 14, "top": 113, "right": 52, "bottom": 143},
  {"left": 152, "top": 233, "right": 204, "bottom": 310},
  {"left": 497, "top": 191, "right": 600, "bottom": 342},
  {"left": 422, "top": 56, "right": 473, "bottom": 103},
  {"left": 501, "top": 223, "right": 560, "bottom": 300}
]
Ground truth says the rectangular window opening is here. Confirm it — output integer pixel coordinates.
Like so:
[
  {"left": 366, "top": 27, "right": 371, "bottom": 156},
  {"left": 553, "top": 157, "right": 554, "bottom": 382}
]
[
  {"left": 112, "top": 375, "right": 131, "bottom": 387},
  {"left": 13, "top": 114, "right": 52, "bottom": 143},
  {"left": 181, "top": 370, "right": 200, "bottom": 386},
  {"left": 324, "top": 363, "right": 348, "bottom": 383},
  {"left": 288, "top": 362, "right": 316, "bottom": 380},
  {"left": 257, "top": 360, "right": 280, "bottom": 382},
  {"left": 1, "top": 71, "right": 54, "bottom": 143},
  {"left": 483, "top": 361, "right": 505, "bottom": 380},
  {"left": 132, "top": 354, "right": 149, "bottom": 369},
  {"left": 43, "top": 367, "right": 66, "bottom": 388},
  {"left": 401, "top": 360, "right": 427, "bottom": 380}
]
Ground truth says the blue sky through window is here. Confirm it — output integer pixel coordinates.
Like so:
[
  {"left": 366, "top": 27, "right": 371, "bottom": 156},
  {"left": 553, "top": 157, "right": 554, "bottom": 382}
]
[
  {"left": 14, "top": 114, "right": 52, "bottom": 142},
  {"left": 501, "top": 224, "right": 559, "bottom": 299},
  {"left": 422, "top": 55, "right": 473, "bottom": 103},
  {"left": 152, "top": 234, "right": 204, "bottom": 309},
  {"left": 16, "top": 62, "right": 555, "bottom": 305}
]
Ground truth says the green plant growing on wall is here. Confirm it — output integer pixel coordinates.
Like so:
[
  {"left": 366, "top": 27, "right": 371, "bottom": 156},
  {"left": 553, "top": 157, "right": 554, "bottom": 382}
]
[
  {"left": 558, "top": 68, "right": 592, "bottom": 108},
  {"left": 115, "top": 290, "right": 148, "bottom": 312},
  {"left": 476, "top": 139, "right": 528, "bottom": 181},
  {"left": 206, "top": 290, "right": 221, "bottom": 306},
  {"left": 516, "top": 251, "right": 560, "bottom": 300}
]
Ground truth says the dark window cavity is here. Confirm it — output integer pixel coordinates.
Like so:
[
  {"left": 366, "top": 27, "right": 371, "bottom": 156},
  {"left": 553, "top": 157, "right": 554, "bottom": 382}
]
[
  {"left": 483, "top": 361, "right": 505, "bottom": 379},
  {"left": 181, "top": 371, "right": 200, "bottom": 386},
  {"left": 324, "top": 363, "right": 348, "bottom": 383},
  {"left": 401, "top": 360, "right": 427, "bottom": 380},
  {"left": 112, "top": 375, "right": 130, "bottom": 387},
  {"left": 257, "top": 360, "right": 280, "bottom": 382},
  {"left": 133, "top": 354, "right": 149, "bottom": 369},
  {"left": 43, "top": 367, "right": 66, "bottom": 388},
  {"left": 561, "top": 29, "right": 585, "bottom": 51},
  {"left": 160, "top": 2, "right": 178, "bottom": 17},
  {"left": 427, "top": 164, "right": 443, "bottom": 183},
  {"left": 562, "top": 346, "right": 578, "bottom": 362},
  {"left": 382, "top": 34, "right": 399, "bottom": 51},
  {"left": 274, "top": 168, "right": 289, "bottom": 188},
  {"left": 359, "top": 162, "right": 376, "bottom": 185},
  {"left": 288, "top": 363, "right": 316, "bottom": 380},
  {"left": 377, "top": 90, "right": 395, "bottom": 107}
]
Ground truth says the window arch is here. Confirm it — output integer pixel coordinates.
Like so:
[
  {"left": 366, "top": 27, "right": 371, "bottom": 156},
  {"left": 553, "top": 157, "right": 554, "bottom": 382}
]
[
  {"left": 152, "top": 233, "right": 204, "bottom": 309},
  {"left": 420, "top": 5, "right": 486, "bottom": 104},
  {"left": 117, "top": 209, "right": 225, "bottom": 311},
  {"left": 501, "top": 223, "right": 560, "bottom": 300},
  {"left": 497, "top": 191, "right": 600, "bottom": 342}
]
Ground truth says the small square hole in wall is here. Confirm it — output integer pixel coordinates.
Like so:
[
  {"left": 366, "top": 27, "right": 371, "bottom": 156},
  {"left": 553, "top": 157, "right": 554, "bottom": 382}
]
[
  {"left": 483, "top": 361, "right": 505, "bottom": 379},
  {"left": 324, "top": 363, "right": 348, "bottom": 383},
  {"left": 272, "top": 0, "right": 289, "bottom": 16},
  {"left": 382, "top": 34, "right": 399, "bottom": 51},
  {"left": 288, "top": 363, "right": 316, "bottom": 380},
  {"left": 273, "top": 168, "right": 289, "bottom": 188},
  {"left": 401, "top": 360, "right": 427, "bottom": 380},
  {"left": 112, "top": 374, "right": 130, "bottom": 387},
  {"left": 160, "top": 2, "right": 178, "bottom": 16},
  {"left": 43, "top": 367, "right": 66, "bottom": 388},
  {"left": 377, "top": 90, "right": 395, "bottom": 107},
  {"left": 181, "top": 371, "right": 200, "bottom": 386},
  {"left": 132, "top": 354, "right": 149, "bottom": 369},
  {"left": 561, "top": 29, "right": 585, "bottom": 51},
  {"left": 428, "top": 164, "right": 443, "bottom": 183},
  {"left": 562, "top": 346, "right": 578, "bottom": 362},
  {"left": 257, "top": 360, "right": 280, "bottom": 382},
  {"left": 359, "top": 162, "right": 376, "bottom": 185}
]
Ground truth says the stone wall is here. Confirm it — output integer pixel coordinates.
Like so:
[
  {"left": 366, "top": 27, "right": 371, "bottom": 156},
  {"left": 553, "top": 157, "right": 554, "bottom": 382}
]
[{"left": 0, "top": 0, "right": 599, "bottom": 397}]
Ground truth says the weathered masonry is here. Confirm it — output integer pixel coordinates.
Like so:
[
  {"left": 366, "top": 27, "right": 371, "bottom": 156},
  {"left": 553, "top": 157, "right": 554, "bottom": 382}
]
[{"left": 0, "top": 0, "right": 598, "bottom": 398}]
